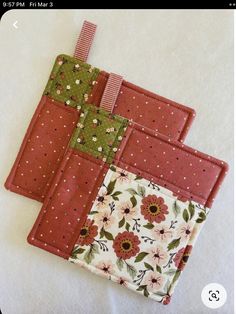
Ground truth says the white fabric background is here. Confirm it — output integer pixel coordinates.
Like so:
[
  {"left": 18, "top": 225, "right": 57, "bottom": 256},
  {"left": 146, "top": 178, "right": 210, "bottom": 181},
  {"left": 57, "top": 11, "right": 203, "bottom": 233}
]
[{"left": 0, "top": 9, "right": 233, "bottom": 314}]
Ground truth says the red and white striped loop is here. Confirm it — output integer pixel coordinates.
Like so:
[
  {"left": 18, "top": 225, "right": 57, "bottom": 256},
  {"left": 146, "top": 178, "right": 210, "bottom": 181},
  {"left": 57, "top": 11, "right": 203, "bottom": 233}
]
[
  {"left": 74, "top": 20, "right": 97, "bottom": 62},
  {"left": 100, "top": 73, "right": 123, "bottom": 113}
]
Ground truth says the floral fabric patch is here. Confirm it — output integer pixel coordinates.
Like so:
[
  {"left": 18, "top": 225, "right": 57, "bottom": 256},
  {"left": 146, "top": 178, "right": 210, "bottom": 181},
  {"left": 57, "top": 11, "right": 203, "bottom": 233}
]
[
  {"left": 44, "top": 54, "right": 100, "bottom": 108},
  {"left": 69, "top": 166, "right": 209, "bottom": 304},
  {"left": 70, "top": 104, "right": 128, "bottom": 164}
]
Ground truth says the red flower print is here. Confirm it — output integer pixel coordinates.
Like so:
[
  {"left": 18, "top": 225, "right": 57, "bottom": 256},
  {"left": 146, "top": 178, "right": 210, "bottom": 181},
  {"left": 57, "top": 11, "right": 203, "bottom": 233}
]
[
  {"left": 163, "top": 295, "right": 171, "bottom": 305},
  {"left": 141, "top": 195, "right": 169, "bottom": 223},
  {"left": 77, "top": 219, "right": 98, "bottom": 246},
  {"left": 173, "top": 245, "right": 192, "bottom": 271},
  {"left": 113, "top": 231, "right": 140, "bottom": 260}
]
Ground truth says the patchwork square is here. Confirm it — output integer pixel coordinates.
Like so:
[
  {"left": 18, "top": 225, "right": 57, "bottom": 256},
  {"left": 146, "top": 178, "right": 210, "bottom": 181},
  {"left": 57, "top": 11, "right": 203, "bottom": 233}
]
[
  {"left": 44, "top": 55, "right": 100, "bottom": 108},
  {"left": 70, "top": 104, "right": 128, "bottom": 164},
  {"left": 69, "top": 165, "right": 208, "bottom": 304}
]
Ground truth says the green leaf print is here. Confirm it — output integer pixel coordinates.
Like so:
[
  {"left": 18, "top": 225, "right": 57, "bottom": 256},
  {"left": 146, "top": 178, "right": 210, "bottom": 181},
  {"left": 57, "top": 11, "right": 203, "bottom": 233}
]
[
  {"left": 103, "top": 230, "right": 114, "bottom": 240},
  {"left": 156, "top": 265, "right": 162, "bottom": 274},
  {"left": 143, "top": 222, "right": 154, "bottom": 229},
  {"left": 137, "top": 185, "right": 146, "bottom": 197},
  {"left": 196, "top": 211, "right": 206, "bottom": 223},
  {"left": 116, "top": 258, "right": 124, "bottom": 271},
  {"left": 111, "top": 191, "right": 122, "bottom": 201},
  {"left": 118, "top": 217, "right": 125, "bottom": 228},
  {"left": 126, "top": 262, "right": 137, "bottom": 279},
  {"left": 167, "top": 238, "right": 181, "bottom": 251},
  {"left": 172, "top": 201, "right": 181, "bottom": 218},
  {"left": 130, "top": 195, "right": 137, "bottom": 207},
  {"left": 71, "top": 246, "right": 85, "bottom": 258},
  {"left": 188, "top": 202, "right": 195, "bottom": 219},
  {"left": 84, "top": 243, "right": 99, "bottom": 264},
  {"left": 183, "top": 208, "right": 189, "bottom": 222},
  {"left": 144, "top": 262, "right": 154, "bottom": 271},
  {"left": 137, "top": 285, "right": 149, "bottom": 297},
  {"left": 134, "top": 252, "right": 149, "bottom": 263},
  {"left": 126, "top": 188, "right": 137, "bottom": 195},
  {"left": 125, "top": 222, "right": 131, "bottom": 232},
  {"left": 107, "top": 180, "right": 117, "bottom": 195}
]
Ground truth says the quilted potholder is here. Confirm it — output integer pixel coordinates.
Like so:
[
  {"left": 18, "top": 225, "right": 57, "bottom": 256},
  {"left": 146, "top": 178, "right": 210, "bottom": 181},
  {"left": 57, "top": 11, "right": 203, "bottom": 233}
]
[
  {"left": 5, "top": 21, "right": 195, "bottom": 203},
  {"left": 27, "top": 76, "right": 228, "bottom": 304}
]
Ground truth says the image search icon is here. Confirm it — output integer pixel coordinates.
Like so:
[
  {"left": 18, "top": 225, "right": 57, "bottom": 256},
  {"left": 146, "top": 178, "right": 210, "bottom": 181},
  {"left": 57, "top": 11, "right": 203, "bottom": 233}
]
[{"left": 201, "top": 283, "right": 227, "bottom": 309}]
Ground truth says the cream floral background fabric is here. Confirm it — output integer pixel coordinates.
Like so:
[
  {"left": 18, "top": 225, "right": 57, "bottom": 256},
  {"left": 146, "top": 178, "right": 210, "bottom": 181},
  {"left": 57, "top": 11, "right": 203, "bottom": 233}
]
[{"left": 70, "top": 166, "right": 208, "bottom": 304}]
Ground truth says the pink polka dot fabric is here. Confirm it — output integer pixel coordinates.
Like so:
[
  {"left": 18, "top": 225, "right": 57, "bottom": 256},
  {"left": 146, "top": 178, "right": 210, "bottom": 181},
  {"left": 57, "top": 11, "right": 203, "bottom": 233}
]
[
  {"left": 5, "top": 96, "right": 79, "bottom": 202},
  {"left": 5, "top": 72, "right": 195, "bottom": 202}
]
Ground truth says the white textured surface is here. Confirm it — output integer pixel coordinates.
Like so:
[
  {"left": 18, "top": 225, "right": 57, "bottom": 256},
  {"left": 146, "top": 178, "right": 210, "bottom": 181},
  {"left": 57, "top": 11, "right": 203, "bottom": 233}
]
[{"left": 0, "top": 10, "right": 233, "bottom": 314}]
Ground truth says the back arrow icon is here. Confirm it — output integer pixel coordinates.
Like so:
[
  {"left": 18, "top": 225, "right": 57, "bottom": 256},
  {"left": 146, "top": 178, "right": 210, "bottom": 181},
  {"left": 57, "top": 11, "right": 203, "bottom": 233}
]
[{"left": 13, "top": 21, "right": 18, "bottom": 29}]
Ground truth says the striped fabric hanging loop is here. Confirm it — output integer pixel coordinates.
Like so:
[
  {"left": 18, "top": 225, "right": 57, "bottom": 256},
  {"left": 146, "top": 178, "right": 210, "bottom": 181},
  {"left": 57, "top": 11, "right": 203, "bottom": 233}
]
[
  {"left": 100, "top": 73, "right": 123, "bottom": 113},
  {"left": 74, "top": 20, "right": 97, "bottom": 62}
]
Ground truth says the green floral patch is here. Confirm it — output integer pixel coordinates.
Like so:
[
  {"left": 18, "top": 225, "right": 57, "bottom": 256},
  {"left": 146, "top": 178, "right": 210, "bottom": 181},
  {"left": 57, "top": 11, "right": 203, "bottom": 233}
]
[
  {"left": 44, "top": 54, "right": 100, "bottom": 108},
  {"left": 70, "top": 104, "right": 128, "bottom": 164}
]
